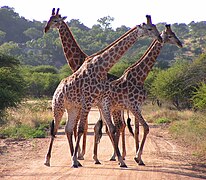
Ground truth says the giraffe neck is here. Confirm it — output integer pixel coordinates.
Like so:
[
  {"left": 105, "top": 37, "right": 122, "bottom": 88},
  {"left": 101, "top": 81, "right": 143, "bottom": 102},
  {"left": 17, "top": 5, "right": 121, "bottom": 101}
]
[
  {"left": 123, "top": 40, "right": 163, "bottom": 84},
  {"left": 58, "top": 22, "right": 87, "bottom": 72},
  {"left": 89, "top": 26, "right": 145, "bottom": 77}
]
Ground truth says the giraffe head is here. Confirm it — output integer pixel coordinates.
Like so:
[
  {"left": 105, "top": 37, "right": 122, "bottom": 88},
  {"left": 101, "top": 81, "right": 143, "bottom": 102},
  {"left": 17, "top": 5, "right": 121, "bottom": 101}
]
[
  {"left": 141, "top": 15, "right": 162, "bottom": 42},
  {"left": 161, "top": 24, "right": 183, "bottom": 48},
  {"left": 44, "top": 8, "right": 67, "bottom": 33}
]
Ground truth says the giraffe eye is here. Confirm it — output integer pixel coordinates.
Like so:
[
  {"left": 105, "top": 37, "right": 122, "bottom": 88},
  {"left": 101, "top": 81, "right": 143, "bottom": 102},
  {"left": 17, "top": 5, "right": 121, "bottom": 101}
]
[{"left": 148, "top": 28, "right": 152, "bottom": 31}]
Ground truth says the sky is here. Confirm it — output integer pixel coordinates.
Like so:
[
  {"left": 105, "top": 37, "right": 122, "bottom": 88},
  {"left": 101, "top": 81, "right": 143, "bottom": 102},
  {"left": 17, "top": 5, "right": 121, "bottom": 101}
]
[{"left": 0, "top": 0, "right": 205, "bottom": 29}]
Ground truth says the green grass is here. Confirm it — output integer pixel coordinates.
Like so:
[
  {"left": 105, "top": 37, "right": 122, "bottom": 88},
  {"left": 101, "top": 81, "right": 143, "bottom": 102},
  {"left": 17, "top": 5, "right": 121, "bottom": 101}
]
[
  {"left": 0, "top": 99, "right": 52, "bottom": 139},
  {"left": 155, "top": 117, "right": 171, "bottom": 124},
  {"left": 0, "top": 123, "right": 48, "bottom": 139}
]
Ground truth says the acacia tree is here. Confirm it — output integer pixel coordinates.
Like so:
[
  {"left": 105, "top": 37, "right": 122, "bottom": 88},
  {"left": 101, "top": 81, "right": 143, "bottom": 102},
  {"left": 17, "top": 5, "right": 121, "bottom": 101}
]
[{"left": 150, "top": 61, "right": 188, "bottom": 109}]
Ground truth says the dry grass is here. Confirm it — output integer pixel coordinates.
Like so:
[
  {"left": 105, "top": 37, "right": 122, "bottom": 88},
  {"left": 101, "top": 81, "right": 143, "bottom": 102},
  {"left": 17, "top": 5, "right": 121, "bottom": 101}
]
[
  {"left": 1, "top": 99, "right": 206, "bottom": 159},
  {"left": 5, "top": 99, "right": 53, "bottom": 127},
  {"left": 142, "top": 101, "right": 206, "bottom": 160}
]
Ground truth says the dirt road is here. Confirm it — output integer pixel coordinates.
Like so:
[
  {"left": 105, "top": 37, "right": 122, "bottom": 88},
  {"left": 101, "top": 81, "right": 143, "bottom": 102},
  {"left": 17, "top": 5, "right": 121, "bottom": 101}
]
[{"left": 0, "top": 108, "right": 205, "bottom": 179}]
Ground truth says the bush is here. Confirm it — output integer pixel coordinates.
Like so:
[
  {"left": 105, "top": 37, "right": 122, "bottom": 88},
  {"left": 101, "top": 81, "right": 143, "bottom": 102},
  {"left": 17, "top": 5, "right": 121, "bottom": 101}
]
[
  {"left": 0, "top": 54, "right": 25, "bottom": 122},
  {"left": 0, "top": 123, "right": 48, "bottom": 139},
  {"left": 192, "top": 83, "right": 206, "bottom": 110}
]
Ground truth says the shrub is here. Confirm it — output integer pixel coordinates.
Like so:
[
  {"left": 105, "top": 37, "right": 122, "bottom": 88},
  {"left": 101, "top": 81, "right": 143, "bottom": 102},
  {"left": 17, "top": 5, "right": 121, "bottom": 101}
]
[
  {"left": 192, "top": 83, "right": 206, "bottom": 110},
  {"left": 0, "top": 54, "right": 25, "bottom": 123},
  {"left": 0, "top": 123, "right": 48, "bottom": 139}
]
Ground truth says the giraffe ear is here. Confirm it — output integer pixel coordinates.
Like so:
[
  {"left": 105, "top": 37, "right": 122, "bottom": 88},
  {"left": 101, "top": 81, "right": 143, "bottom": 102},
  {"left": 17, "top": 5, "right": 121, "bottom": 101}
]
[
  {"left": 165, "top": 24, "right": 172, "bottom": 32},
  {"left": 61, "top": 16, "right": 67, "bottom": 21}
]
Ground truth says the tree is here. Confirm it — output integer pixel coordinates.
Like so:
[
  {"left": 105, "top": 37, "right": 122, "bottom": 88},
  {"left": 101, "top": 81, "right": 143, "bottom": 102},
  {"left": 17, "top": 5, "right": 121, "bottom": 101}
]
[
  {"left": 150, "top": 61, "right": 188, "bottom": 109},
  {"left": 0, "top": 30, "right": 6, "bottom": 44},
  {"left": 22, "top": 66, "right": 60, "bottom": 98},
  {"left": 0, "top": 53, "right": 25, "bottom": 123},
  {"left": 97, "top": 16, "right": 114, "bottom": 30},
  {"left": 23, "top": 27, "right": 43, "bottom": 40}
]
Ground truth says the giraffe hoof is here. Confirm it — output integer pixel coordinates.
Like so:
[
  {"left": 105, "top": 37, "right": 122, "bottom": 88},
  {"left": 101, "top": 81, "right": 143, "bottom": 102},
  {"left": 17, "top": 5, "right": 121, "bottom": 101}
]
[
  {"left": 134, "top": 157, "right": 145, "bottom": 166},
  {"left": 44, "top": 162, "right": 50, "bottom": 167},
  {"left": 78, "top": 161, "right": 82, "bottom": 167},
  {"left": 72, "top": 164, "right": 79, "bottom": 168},
  {"left": 139, "top": 161, "right": 145, "bottom": 166},
  {"left": 120, "top": 164, "right": 127, "bottom": 168},
  {"left": 95, "top": 161, "right": 101, "bottom": 164},
  {"left": 109, "top": 157, "right": 116, "bottom": 161},
  {"left": 44, "top": 163, "right": 50, "bottom": 167}
]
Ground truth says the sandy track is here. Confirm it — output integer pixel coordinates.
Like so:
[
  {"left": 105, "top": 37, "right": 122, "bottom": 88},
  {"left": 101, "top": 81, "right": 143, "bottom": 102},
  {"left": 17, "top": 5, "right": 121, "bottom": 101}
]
[{"left": 0, "top": 108, "right": 205, "bottom": 180}]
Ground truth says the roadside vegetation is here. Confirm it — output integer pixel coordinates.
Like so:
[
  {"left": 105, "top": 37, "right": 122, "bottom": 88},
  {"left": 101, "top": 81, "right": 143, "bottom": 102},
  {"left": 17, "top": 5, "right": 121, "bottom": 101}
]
[{"left": 142, "top": 102, "right": 206, "bottom": 160}]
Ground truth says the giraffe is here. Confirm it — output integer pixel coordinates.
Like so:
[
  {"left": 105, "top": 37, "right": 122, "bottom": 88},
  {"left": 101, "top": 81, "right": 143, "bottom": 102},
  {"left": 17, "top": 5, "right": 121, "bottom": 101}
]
[
  {"left": 44, "top": 13, "right": 162, "bottom": 168},
  {"left": 44, "top": 8, "right": 143, "bottom": 160},
  {"left": 93, "top": 24, "right": 183, "bottom": 165}
]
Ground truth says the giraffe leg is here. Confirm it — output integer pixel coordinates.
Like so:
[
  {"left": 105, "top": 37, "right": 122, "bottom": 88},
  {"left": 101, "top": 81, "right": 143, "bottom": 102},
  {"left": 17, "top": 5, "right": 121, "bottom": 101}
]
[
  {"left": 72, "top": 107, "right": 90, "bottom": 168},
  {"left": 121, "top": 122, "right": 126, "bottom": 160},
  {"left": 130, "top": 108, "right": 149, "bottom": 166},
  {"left": 109, "top": 129, "right": 120, "bottom": 161},
  {"left": 99, "top": 104, "right": 127, "bottom": 168},
  {"left": 135, "top": 119, "right": 149, "bottom": 166},
  {"left": 93, "top": 118, "right": 103, "bottom": 164},
  {"left": 44, "top": 120, "right": 59, "bottom": 166},
  {"left": 44, "top": 120, "right": 55, "bottom": 166},
  {"left": 64, "top": 108, "right": 82, "bottom": 167},
  {"left": 120, "top": 110, "right": 126, "bottom": 160},
  {"left": 44, "top": 108, "right": 63, "bottom": 166},
  {"left": 134, "top": 117, "right": 140, "bottom": 161},
  {"left": 73, "top": 115, "right": 83, "bottom": 159},
  {"left": 110, "top": 110, "right": 126, "bottom": 161},
  {"left": 78, "top": 120, "right": 88, "bottom": 160}
]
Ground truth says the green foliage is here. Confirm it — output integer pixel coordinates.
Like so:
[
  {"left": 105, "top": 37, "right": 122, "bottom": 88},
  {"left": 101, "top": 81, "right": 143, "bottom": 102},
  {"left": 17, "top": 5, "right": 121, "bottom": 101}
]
[
  {"left": 58, "top": 64, "right": 72, "bottom": 79},
  {"left": 97, "top": 16, "right": 114, "bottom": 30},
  {"left": 192, "top": 83, "right": 206, "bottom": 110},
  {"left": 25, "top": 72, "right": 60, "bottom": 98},
  {"left": 155, "top": 117, "right": 171, "bottom": 124},
  {"left": 0, "top": 41, "right": 21, "bottom": 56},
  {"left": 150, "top": 61, "right": 187, "bottom": 102},
  {"left": 23, "top": 27, "right": 43, "bottom": 40},
  {"left": 1, "top": 6, "right": 205, "bottom": 69},
  {"left": 0, "top": 123, "right": 48, "bottom": 138},
  {"left": 31, "top": 65, "right": 58, "bottom": 74},
  {"left": 109, "top": 61, "right": 130, "bottom": 77},
  {"left": 20, "top": 65, "right": 60, "bottom": 98},
  {"left": 0, "top": 53, "right": 25, "bottom": 119},
  {"left": 0, "top": 6, "right": 35, "bottom": 43}
]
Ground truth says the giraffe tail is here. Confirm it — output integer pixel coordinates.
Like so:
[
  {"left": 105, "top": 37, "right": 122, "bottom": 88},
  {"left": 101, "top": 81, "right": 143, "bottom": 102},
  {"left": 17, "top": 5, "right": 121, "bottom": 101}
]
[
  {"left": 126, "top": 111, "right": 134, "bottom": 137},
  {"left": 50, "top": 120, "right": 55, "bottom": 138}
]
